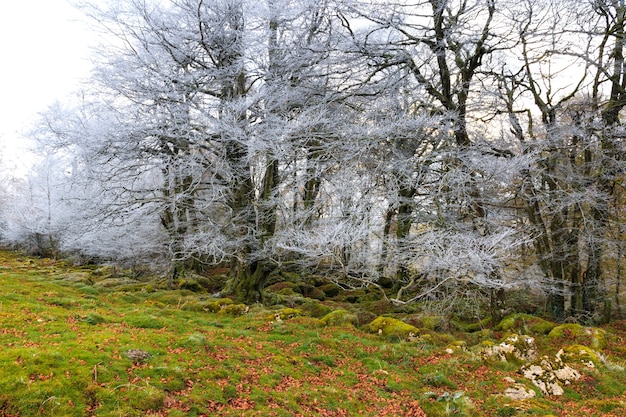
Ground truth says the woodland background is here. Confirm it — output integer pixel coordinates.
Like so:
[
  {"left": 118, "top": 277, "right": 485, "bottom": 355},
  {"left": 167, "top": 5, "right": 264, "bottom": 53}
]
[{"left": 1, "top": 0, "right": 625, "bottom": 324}]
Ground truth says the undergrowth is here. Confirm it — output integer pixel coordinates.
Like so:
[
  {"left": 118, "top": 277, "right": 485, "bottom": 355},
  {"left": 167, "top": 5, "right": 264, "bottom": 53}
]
[{"left": 0, "top": 251, "right": 624, "bottom": 416}]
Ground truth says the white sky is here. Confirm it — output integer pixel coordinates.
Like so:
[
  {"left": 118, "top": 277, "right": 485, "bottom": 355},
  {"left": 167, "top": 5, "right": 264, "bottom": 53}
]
[{"left": 0, "top": 0, "right": 95, "bottom": 174}]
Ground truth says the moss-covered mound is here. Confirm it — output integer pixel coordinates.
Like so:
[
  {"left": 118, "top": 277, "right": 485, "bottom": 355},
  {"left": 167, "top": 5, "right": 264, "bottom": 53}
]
[
  {"left": 319, "top": 309, "right": 358, "bottom": 327},
  {"left": 267, "top": 308, "right": 304, "bottom": 321},
  {"left": 452, "top": 317, "right": 491, "bottom": 332},
  {"left": 559, "top": 344, "right": 605, "bottom": 368},
  {"left": 367, "top": 316, "right": 420, "bottom": 339},
  {"left": 548, "top": 324, "right": 608, "bottom": 350},
  {"left": 496, "top": 313, "right": 557, "bottom": 335}
]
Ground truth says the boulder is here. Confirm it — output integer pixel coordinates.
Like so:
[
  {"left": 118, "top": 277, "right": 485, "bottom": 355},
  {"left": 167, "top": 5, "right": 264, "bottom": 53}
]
[
  {"left": 496, "top": 313, "right": 557, "bottom": 335},
  {"left": 548, "top": 324, "right": 608, "bottom": 350},
  {"left": 520, "top": 355, "right": 581, "bottom": 396},
  {"left": 268, "top": 308, "right": 304, "bottom": 321},
  {"left": 367, "top": 316, "right": 420, "bottom": 339},
  {"left": 444, "top": 340, "right": 467, "bottom": 354},
  {"left": 483, "top": 334, "right": 537, "bottom": 363},
  {"left": 503, "top": 383, "right": 536, "bottom": 400},
  {"left": 319, "top": 309, "right": 358, "bottom": 327},
  {"left": 558, "top": 344, "right": 604, "bottom": 369}
]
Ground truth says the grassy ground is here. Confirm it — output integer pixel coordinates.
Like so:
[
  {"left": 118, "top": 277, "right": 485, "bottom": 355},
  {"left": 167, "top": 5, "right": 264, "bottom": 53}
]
[{"left": 0, "top": 251, "right": 625, "bottom": 416}]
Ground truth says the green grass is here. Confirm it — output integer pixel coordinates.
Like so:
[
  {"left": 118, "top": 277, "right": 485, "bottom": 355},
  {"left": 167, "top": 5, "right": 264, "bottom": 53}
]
[{"left": 0, "top": 251, "right": 625, "bottom": 416}]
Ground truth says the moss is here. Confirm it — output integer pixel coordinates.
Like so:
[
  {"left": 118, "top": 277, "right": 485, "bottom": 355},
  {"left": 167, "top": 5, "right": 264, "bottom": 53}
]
[
  {"left": 268, "top": 308, "right": 304, "bottom": 321},
  {"left": 420, "top": 315, "right": 446, "bottom": 331},
  {"left": 548, "top": 324, "right": 608, "bottom": 350},
  {"left": 367, "top": 316, "right": 420, "bottom": 339},
  {"left": 176, "top": 278, "right": 204, "bottom": 292},
  {"left": 586, "top": 398, "right": 626, "bottom": 413},
  {"left": 496, "top": 313, "right": 557, "bottom": 335},
  {"left": 590, "top": 327, "right": 608, "bottom": 350},
  {"left": 204, "top": 298, "right": 234, "bottom": 313},
  {"left": 421, "top": 372, "right": 458, "bottom": 389},
  {"left": 299, "top": 299, "right": 333, "bottom": 318},
  {"left": 307, "top": 287, "right": 326, "bottom": 301},
  {"left": 318, "top": 283, "right": 341, "bottom": 298},
  {"left": 218, "top": 303, "right": 249, "bottom": 316},
  {"left": 597, "top": 373, "right": 626, "bottom": 396},
  {"left": 265, "top": 281, "right": 301, "bottom": 295},
  {"left": 319, "top": 309, "right": 358, "bottom": 327},
  {"left": 79, "top": 313, "right": 107, "bottom": 325},
  {"left": 452, "top": 317, "right": 491, "bottom": 332},
  {"left": 445, "top": 340, "right": 467, "bottom": 352},
  {"left": 125, "top": 314, "right": 165, "bottom": 329},
  {"left": 128, "top": 385, "right": 166, "bottom": 411},
  {"left": 484, "top": 333, "right": 537, "bottom": 364},
  {"left": 560, "top": 344, "right": 604, "bottom": 368}
]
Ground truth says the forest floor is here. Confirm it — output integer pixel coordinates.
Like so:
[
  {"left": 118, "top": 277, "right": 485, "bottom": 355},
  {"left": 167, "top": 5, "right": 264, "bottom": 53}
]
[{"left": 0, "top": 251, "right": 625, "bottom": 416}]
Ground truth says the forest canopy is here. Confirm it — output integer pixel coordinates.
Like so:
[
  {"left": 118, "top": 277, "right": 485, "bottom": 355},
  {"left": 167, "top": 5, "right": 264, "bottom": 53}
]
[{"left": 2, "top": 0, "right": 625, "bottom": 323}]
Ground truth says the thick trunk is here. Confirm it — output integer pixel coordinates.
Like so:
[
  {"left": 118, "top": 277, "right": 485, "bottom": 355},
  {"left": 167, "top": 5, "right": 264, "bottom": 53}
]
[
  {"left": 394, "top": 187, "right": 416, "bottom": 283},
  {"left": 229, "top": 257, "right": 271, "bottom": 304}
]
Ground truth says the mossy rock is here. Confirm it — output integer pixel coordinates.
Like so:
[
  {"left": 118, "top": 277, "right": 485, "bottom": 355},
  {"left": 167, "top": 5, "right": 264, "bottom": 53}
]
[
  {"left": 265, "top": 281, "right": 300, "bottom": 296},
  {"left": 339, "top": 288, "right": 378, "bottom": 303},
  {"left": 307, "top": 287, "right": 326, "bottom": 301},
  {"left": 445, "top": 340, "right": 467, "bottom": 353},
  {"left": 180, "top": 300, "right": 207, "bottom": 312},
  {"left": 203, "top": 298, "right": 235, "bottom": 313},
  {"left": 318, "top": 283, "right": 341, "bottom": 298},
  {"left": 496, "top": 313, "right": 557, "bottom": 335},
  {"left": 268, "top": 308, "right": 304, "bottom": 321},
  {"left": 559, "top": 344, "right": 604, "bottom": 368},
  {"left": 299, "top": 299, "right": 333, "bottom": 318},
  {"left": 147, "top": 292, "right": 187, "bottom": 306},
  {"left": 218, "top": 303, "right": 249, "bottom": 316},
  {"left": 55, "top": 272, "right": 94, "bottom": 285},
  {"left": 176, "top": 278, "right": 204, "bottom": 292},
  {"left": 548, "top": 324, "right": 608, "bottom": 350},
  {"left": 319, "top": 309, "right": 358, "bottom": 327},
  {"left": 93, "top": 277, "right": 141, "bottom": 289},
  {"left": 91, "top": 265, "right": 116, "bottom": 277},
  {"left": 419, "top": 315, "right": 446, "bottom": 331},
  {"left": 367, "top": 316, "right": 420, "bottom": 339},
  {"left": 452, "top": 317, "right": 491, "bottom": 332}
]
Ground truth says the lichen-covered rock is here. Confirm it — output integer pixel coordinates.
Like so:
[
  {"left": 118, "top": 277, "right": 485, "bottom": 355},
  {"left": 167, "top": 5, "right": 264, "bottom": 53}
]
[
  {"left": 124, "top": 349, "right": 152, "bottom": 364},
  {"left": 520, "top": 355, "right": 581, "bottom": 396},
  {"left": 503, "top": 383, "right": 536, "bottom": 400},
  {"left": 319, "top": 309, "right": 357, "bottom": 327},
  {"left": 267, "top": 308, "right": 303, "bottom": 321},
  {"left": 483, "top": 334, "right": 537, "bottom": 363},
  {"left": 496, "top": 313, "right": 557, "bottom": 335},
  {"left": 445, "top": 340, "right": 467, "bottom": 354},
  {"left": 558, "top": 344, "right": 604, "bottom": 368},
  {"left": 548, "top": 324, "right": 608, "bottom": 350},
  {"left": 367, "top": 316, "right": 420, "bottom": 339}
]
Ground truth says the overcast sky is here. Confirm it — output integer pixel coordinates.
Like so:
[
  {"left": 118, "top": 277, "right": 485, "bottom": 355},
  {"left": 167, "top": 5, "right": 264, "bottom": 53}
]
[{"left": 0, "top": 0, "right": 95, "bottom": 172}]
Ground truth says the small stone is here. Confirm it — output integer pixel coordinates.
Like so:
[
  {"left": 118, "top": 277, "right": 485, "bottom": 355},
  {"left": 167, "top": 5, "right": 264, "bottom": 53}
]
[
  {"left": 504, "top": 383, "right": 536, "bottom": 400},
  {"left": 124, "top": 349, "right": 152, "bottom": 363}
]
